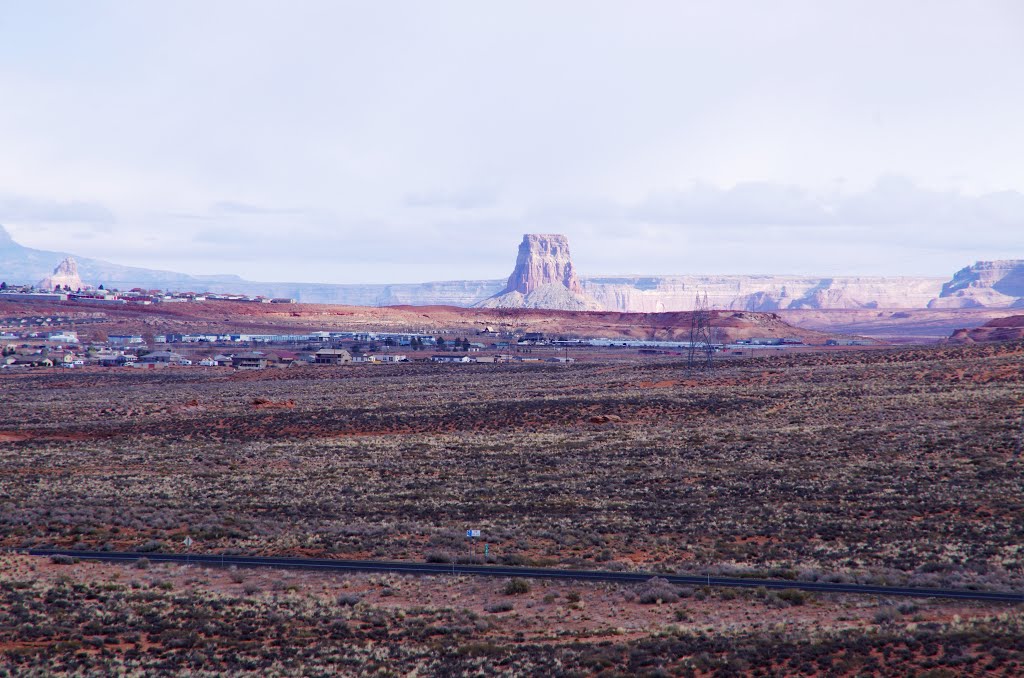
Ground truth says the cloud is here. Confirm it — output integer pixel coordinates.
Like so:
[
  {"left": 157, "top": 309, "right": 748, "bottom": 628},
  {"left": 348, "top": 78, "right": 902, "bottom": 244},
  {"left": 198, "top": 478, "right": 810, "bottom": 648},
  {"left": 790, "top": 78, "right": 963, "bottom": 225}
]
[
  {"left": 210, "top": 201, "right": 308, "bottom": 216},
  {"left": 0, "top": 195, "right": 115, "bottom": 225},
  {"left": 592, "top": 177, "right": 1024, "bottom": 231},
  {"left": 403, "top": 187, "right": 499, "bottom": 210}
]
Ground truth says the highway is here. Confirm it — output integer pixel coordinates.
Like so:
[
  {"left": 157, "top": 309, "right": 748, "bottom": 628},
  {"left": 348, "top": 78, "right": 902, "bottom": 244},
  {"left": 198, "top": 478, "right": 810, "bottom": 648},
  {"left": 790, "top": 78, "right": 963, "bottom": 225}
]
[{"left": 24, "top": 548, "right": 1023, "bottom": 603}]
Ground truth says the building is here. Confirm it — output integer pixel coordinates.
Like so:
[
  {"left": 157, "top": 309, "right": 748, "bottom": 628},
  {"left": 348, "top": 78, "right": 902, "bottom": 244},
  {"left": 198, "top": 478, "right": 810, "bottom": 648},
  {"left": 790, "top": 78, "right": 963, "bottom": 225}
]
[
  {"left": 108, "top": 335, "right": 144, "bottom": 346},
  {"left": 314, "top": 348, "right": 352, "bottom": 365},
  {"left": 232, "top": 351, "right": 268, "bottom": 370},
  {"left": 96, "top": 353, "right": 135, "bottom": 367},
  {"left": 4, "top": 356, "right": 53, "bottom": 367},
  {"left": 431, "top": 354, "right": 472, "bottom": 363},
  {"left": 370, "top": 354, "right": 406, "bottom": 363},
  {"left": 138, "top": 351, "right": 187, "bottom": 365},
  {"left": 0, "top": 292, "right": 68, "bottom": 302},
  {"left": 47, "top": 331, "right": 79, "bottom": 343}
]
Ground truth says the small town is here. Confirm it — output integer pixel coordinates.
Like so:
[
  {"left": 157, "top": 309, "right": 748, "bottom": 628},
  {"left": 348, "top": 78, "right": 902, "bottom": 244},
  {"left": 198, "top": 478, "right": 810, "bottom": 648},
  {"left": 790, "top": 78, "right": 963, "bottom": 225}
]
[{"left": 0, "top": 325, "right": 586, "bottom": 370}]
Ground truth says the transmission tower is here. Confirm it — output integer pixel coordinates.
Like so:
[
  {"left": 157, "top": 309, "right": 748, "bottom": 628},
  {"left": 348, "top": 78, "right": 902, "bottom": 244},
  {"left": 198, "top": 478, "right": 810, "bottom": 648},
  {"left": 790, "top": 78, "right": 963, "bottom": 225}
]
[{"left": 687, "top": 292, "right": 714, "bottom": 372}]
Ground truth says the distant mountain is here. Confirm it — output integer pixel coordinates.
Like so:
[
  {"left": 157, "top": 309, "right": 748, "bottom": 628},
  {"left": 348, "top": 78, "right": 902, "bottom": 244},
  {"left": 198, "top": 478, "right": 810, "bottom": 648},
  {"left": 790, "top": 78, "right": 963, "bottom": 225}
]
[
  {"left": 0, "top": 224, "right": 244, "bottom": 289},
  {"left": 1, "top": 224, "right": 1021, "bottom": 310},
  {"left": 0, "top": 224, "right": 502, "bottom": 304}
]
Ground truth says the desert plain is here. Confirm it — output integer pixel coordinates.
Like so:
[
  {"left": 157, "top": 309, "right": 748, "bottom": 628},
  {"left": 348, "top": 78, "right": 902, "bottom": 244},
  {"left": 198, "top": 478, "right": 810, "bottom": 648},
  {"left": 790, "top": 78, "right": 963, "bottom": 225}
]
[{"left": 1, "top": 300, "right": 1023, "bottom": 675}]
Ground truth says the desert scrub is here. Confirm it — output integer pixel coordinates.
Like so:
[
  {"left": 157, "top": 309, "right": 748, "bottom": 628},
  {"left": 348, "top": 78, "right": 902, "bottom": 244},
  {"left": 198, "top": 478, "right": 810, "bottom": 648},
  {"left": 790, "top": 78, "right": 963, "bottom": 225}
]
[
  {"left": 503, "top": 578, "right": 531, "bottom": 595},
  {"left": 1, "top": 341, "right": 1023, "bottom": 588}
]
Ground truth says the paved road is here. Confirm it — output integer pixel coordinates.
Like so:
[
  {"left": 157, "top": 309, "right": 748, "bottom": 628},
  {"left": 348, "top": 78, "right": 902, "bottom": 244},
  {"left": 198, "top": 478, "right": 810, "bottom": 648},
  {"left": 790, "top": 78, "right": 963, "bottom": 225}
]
[{"left": 26, "top": 548, "right": 1023, "bottom": 603}]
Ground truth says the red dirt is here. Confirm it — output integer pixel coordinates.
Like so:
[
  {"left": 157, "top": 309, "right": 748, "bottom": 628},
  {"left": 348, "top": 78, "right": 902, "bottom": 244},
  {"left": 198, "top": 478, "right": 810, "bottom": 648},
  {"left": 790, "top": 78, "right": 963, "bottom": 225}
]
[
  {"left": 0, "top": 298, "right": 839, "bottom": 344},
  {"left": 635, "top": 380, "right": 679, "bottom": 388},
  {"left": 250, "top": 398, "right": 296, "bottom": 409}
]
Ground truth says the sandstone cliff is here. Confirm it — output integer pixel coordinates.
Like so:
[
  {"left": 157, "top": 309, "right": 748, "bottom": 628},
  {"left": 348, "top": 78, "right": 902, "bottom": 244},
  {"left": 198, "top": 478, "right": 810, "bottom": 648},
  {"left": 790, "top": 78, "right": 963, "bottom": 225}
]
[
  {"left": 3, "top": 224, "right": 1022, "bottom": 311},
  {"left": 477, "top": 234, "right": 602, "bottom": 311},
  {"left": 946, "top": 314, "right": 1024, "bottom": 343},
  {"left": 38, "top": 257, "right": 86, "bottom": 291},
  {"left": 581, "top": 275, "right": 945, "bottom": 312},
  {"left": 928, "top": 260, "right": 1024, "bottom": 308}
]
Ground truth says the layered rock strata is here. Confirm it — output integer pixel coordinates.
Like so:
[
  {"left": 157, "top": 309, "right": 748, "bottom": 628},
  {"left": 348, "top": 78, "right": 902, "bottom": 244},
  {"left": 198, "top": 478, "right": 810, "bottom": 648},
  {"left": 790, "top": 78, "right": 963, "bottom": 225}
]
[
  {"left": 38, "top": 257, "right": 86, "bottom": 291},
  {"left": 477, "top": 234, "right": 602, "bottom": 311}
]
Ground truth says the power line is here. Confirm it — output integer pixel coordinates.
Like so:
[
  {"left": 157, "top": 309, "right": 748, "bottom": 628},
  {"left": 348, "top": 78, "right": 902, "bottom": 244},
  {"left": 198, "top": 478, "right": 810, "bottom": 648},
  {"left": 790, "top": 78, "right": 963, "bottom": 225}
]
[{"left": 687, "top": 291, "right": 714, "bottom": 373}]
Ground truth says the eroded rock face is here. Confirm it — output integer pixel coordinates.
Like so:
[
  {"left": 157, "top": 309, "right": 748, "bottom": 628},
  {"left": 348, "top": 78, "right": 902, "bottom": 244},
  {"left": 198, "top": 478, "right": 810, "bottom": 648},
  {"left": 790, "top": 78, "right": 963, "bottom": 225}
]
[
  {"left": 930, "top": 260, "right": 1024, "bottom": 308},
  {"left": 477, "top": 234, "right": 602, "bottom": 310},
  {"left": 503, "top": 234, "right": 584, "bottom": 295},
  {"left": 38, "top": 257, "right": 86, "bottom": 291},
  {"left": 946, "top": 314, "right": 1024, "bottom": 343},
  {"left": 583, "top": 275, "right": 946, "bottom": 312}
]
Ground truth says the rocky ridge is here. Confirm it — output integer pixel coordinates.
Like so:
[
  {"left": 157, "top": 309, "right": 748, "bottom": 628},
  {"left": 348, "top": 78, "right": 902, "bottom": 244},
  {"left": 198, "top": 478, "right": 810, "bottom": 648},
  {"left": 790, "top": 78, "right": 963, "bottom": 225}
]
[
  {"left": 583, "top": 274, "right": 947, "bottom": 312},
  {"left": 946, "top": 314, "right": 1024, "bottom": 343},
  {"left": 2, "top": 224, "right": 1022, "bottom": 310}
]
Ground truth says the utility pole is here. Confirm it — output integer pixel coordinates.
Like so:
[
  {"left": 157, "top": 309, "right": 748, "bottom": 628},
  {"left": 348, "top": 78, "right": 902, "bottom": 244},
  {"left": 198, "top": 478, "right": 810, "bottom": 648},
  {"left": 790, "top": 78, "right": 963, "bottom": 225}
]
[{"left": 687, "top": 292, "right": 714, "bottom": 373}]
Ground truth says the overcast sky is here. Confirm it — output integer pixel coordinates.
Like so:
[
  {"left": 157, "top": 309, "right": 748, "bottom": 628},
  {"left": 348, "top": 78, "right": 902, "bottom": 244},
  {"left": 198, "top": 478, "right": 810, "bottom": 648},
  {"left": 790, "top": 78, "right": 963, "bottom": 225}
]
[{"left": 1, "top": 1, "right": 1022, "bottom": 283}]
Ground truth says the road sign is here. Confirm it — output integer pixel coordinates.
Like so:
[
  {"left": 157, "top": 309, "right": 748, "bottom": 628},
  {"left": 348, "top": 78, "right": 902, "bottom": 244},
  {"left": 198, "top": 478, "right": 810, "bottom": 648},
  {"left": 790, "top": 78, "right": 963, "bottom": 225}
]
[
  {"left": 183, "top": 536, "right": 193, "bottom": 548},
  {"left": 466, "top": 529, "right": 481, "bottom": 538}
]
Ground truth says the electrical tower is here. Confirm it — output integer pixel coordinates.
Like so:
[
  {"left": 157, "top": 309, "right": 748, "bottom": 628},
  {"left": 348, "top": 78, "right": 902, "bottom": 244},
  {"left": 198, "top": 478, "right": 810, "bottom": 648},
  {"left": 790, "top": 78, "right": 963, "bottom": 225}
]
[{"left": 687, "top": 292, "right": 714, "bottom": 372}]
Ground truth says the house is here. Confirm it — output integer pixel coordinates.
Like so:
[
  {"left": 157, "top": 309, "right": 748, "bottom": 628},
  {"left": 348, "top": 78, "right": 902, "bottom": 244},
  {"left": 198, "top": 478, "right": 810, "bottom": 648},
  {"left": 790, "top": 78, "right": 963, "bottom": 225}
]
[
  {"left": 50, "top": 352, "right": 77, "bottom": 366},
  {"left": 265, "top": 351, "right": 300, "bottom": 367},
  {"left": 314, "top": 348, "right": 352, "bottom": 365},
  {"left": 431, "top": 354, "right": 472, "bottom": 363},
  {"left": 212, "top": 354, "right": 233, "bottom": 366},
  {"left": 47, "top": 331, "right": 79, "bottom": 343},
  {"left": 139, "top": 351, "right": 188, "bottom": 365},
  {"left": 96, "top": 352, "right": 135, "bottom": 367},
  {"left": 232, "top": 351, "right": 268, "bottom": 370},
  {"left": 370, "top": 354, "right": 406, "bottom": 363},
  {"left": 5, "top": 356, "right": 53, "bottom": 367},
  {"left": 546, "top": 356, "right": 576, "bottom": 363},
  {"left": 108, "top": 335, "right": 144, "bottom": 346}
]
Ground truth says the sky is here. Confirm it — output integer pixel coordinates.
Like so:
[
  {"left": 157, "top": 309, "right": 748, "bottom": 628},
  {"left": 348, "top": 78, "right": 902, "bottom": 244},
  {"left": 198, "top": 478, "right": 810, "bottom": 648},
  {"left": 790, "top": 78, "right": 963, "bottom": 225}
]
[{"left": 0, "top": 1, "right": 1022, "bottom": 284}]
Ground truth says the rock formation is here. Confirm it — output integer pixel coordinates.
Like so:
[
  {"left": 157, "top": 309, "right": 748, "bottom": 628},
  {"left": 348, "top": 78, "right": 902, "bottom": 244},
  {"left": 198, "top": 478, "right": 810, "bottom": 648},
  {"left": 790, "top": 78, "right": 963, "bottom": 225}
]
[
  {"left": 946, "top": 314, "right": 1024, "bottom": 343},
  {"left": 477, "top": 234, "right": 603, "bottom": 311},
  {"left": 581, "top": 275, "right": 946, "bottom": 312},
  {"left": 38, "top": 257, "right": 86, "bottom": 292},
  {"left": 928, "top": 260, "right": 1024, "bottom": 308},
  {"left": 2, "top": 224, "right": 1022, "bottom": 310},
  {"left": 504, "top": 233, "right": 584, "bottom": 295}
]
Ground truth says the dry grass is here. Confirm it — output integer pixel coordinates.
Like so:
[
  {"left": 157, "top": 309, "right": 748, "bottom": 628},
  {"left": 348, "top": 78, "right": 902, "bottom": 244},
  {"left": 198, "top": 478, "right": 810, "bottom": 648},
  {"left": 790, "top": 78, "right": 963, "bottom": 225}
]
[
  {"left": 1, "top": 554, "right": 1021, "bottom": 676},
  {"left": 2, "top": 340, "right": 1024, "bottom": 674}
]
